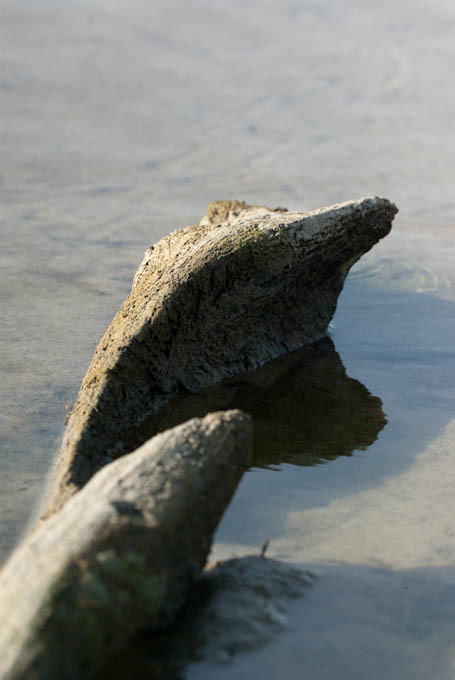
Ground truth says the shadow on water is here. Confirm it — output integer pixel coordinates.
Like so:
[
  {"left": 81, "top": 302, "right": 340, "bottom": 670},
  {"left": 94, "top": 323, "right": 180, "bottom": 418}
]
[
  {"left": 101, "top": 556, "right": 315, "bottom": 680},
  {"left": 129, "top": 336, "right": 387, "bottom": 469},
  {"left": 101, "top": 558, "right": 455, "bottom": 680}
]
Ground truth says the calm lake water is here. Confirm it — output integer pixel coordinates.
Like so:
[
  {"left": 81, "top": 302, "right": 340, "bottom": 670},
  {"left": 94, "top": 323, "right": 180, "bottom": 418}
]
[{"left": 1, "top": 0, "right": 455, "bottom": 677}]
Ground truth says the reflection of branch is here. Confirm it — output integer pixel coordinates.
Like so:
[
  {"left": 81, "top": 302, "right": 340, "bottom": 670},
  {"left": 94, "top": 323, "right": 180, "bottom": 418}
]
[{"left": 139, "top": 336, "right": 386, "bottom": 469}]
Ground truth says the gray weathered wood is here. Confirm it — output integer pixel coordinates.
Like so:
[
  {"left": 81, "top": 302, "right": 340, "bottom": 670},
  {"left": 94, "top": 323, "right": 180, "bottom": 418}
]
[{"left": 0, "top": 411, "right": 252, "bottom": 680}]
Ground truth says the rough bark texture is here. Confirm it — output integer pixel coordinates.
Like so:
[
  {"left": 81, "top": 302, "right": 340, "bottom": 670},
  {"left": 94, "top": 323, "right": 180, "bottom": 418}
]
[
  {"left": 43, "top": 196, "right": 397, "bottom": 516},
  {"left": 0, "top": 411, "right": 252, "bottom": 680}
]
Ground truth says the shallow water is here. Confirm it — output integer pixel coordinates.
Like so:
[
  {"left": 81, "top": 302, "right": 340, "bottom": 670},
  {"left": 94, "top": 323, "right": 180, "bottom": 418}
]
[
  {"left": 101, "top": 240, "right": 455, "bottom": 679},
  {"left": 1, "top": 0, "right": 455, "bottom": 677}
]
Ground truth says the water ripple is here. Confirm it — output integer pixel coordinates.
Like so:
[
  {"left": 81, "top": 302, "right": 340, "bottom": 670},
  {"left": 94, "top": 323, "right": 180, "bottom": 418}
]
[{"left": 351, "top": 253, "right": 454, "bottom": 300}]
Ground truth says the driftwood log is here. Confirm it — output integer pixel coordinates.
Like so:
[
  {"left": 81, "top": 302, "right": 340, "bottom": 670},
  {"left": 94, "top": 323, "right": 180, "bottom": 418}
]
[
  {"left": 0, "top": 411, "right": 252, "bottom": 680},
  {"left": 43, "top": 196, "right": 397, "bottom": 516},
  {"left": 0, "top": 196, "right": 397, "bottom": 679}
]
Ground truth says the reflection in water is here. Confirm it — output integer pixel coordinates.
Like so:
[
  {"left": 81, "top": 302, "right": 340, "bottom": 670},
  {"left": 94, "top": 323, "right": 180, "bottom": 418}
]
[{"left": 131, "top": 336, "right": 386, "bottom": 468}]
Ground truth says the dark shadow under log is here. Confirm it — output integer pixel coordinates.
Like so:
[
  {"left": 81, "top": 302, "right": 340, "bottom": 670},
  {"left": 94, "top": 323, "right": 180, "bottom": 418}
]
[{"left": 122, "top": 336, "right": 387, "bottom": 469}]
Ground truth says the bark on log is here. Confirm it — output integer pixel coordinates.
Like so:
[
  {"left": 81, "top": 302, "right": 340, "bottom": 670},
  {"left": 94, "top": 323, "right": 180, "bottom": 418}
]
[{"left": 0, "top": 411, "right": 252, "bottom": 680}]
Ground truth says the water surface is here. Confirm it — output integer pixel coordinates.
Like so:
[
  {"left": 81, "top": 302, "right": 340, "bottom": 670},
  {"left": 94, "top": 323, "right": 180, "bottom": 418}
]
[{"left": 1, "top": 0, "right": 455, "bottom": 677}]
